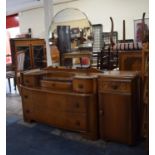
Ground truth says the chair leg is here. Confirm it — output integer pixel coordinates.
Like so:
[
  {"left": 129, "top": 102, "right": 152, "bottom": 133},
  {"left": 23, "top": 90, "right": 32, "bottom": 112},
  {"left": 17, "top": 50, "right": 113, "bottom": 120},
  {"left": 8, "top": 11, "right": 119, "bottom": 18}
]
[
  {"left": 8, "top": 78, "right": 11, "bottom": 93},
  {"left": 14, "top": 77, "right": 16, "bottom": 90}
]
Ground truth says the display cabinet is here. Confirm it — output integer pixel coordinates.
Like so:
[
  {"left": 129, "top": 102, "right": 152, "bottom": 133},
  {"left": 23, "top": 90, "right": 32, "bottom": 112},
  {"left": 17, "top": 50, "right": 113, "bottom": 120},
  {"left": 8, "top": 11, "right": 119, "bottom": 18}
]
[{"left": 10, "top": 38, "right": 47, "bottom": 70}]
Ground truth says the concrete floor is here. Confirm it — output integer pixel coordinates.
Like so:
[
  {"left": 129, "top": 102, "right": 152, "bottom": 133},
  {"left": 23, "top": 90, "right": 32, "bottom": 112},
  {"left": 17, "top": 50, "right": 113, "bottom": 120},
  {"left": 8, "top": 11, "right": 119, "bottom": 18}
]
[{"left": 6, "top": 78, "right": 22, "bottom": 118}]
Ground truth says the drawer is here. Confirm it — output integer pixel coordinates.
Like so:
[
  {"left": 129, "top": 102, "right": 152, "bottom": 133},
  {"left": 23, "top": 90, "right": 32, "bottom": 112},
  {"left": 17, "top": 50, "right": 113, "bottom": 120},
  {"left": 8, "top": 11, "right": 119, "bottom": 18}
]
[
  {"left": 65, "top": 113, "right": 87, "bottom": 131},
  {"left": 40, "top": 80, "right": 72, "bottom": 91},
  {"left": 73, "top": 77, "right": 97, "bottom": 93},
  {"left": 22, "top": 89, "right": 33, "bottom": 104},
  {"left": 99, "top": 80, "right": 131, "bottom": 93},
  {"left": 21, "top": 89, "right": 34, "bottom": 119},
  {"left": 23, "top": 76, "right": 38, "bottom": 87},
  {"left": 66, "top": 96, "right": 87, "bottom": 113}
]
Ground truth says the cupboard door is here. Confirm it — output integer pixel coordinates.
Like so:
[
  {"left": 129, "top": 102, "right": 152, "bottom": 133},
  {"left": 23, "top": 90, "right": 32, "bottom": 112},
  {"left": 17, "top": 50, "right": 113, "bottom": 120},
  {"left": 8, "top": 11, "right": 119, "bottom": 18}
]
[
  {"left": 16, "top": 46, "right": 31, "bottom": 70},
  {"left": 99, "top": 93, "right": 133, "bottom": 144},
  {"left": 32, "top": 45, "right": 45, "bottom": 68}
]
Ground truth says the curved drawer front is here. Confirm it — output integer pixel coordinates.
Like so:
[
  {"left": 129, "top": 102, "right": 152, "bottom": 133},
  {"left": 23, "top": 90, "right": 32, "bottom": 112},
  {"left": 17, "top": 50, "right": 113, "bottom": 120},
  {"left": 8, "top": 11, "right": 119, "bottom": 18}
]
[
  {"left": 73, "top": 78, "right": 96, "bottom": 93},
  {"left": 65, "top": 113, "right": 87, "bottom": 131},
  {"left": 40, "top": 80, "right": 72, "bottom": 91},
  {"left": 66, "top": 96, "right": 87, "bottom": 113},
  {"left": 23, "top": 76, "right": 39, "bottom": 87},
  {"left": 99, "top": 80, "right": 131, "bottom": 93}
]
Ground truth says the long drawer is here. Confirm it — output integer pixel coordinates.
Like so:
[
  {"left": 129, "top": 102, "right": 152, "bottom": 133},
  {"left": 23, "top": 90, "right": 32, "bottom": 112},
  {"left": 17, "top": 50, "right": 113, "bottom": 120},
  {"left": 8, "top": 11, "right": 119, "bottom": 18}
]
[
  {"left": 40, "top": 80, "right": 72, "bottom": 91},
  {"left": 98, "top": 79, "right": 131, "bottom": 94},
  {"left": 65, "top": 113, "right": 87, "bottom": 131},
  {"left": 66, "top": 96, "right": 87, "bottom": 113},
  {"left": 23, "top": 75, "right": 40, "bottom": 87}
]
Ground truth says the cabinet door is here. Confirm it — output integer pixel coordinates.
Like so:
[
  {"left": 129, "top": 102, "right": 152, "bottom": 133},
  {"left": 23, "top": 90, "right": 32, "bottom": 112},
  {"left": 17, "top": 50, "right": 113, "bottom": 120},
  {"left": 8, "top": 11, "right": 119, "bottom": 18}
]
[
  {"left": 99, "top": 93, "right": 133, "bottom": 144},
  {"left": 32, "top": 45, "right": 45, "bottom": 68},
  {"left": 16, "top": 46, "right": 31, "bottom": 70}
]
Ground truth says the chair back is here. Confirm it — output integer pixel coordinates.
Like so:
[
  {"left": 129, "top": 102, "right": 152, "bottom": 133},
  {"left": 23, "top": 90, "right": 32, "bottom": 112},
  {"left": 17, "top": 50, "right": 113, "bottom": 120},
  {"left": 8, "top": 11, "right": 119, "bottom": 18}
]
[{"left": 16, "top": 51, "right": 25, "bottom": 72}]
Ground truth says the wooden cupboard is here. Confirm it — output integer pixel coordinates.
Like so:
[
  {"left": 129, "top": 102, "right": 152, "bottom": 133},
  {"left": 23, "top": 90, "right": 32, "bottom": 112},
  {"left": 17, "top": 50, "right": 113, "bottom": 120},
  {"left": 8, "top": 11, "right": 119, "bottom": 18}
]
[
  {"left": 119, "top": 51, "right": 142, "bottom": 71},
  {"left": 98, "top": 71, "right": 141, "bottom": 145}
]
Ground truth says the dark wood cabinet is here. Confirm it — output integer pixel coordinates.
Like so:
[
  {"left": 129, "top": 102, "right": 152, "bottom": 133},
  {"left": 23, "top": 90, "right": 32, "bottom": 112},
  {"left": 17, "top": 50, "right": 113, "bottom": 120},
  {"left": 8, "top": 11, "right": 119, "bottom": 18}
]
[
  {"left": 98, "top": 71, "right": 141, "bottom": 145},
  {"left": 10, "top": 38, "right": 47, "bottom": 70},
  {"left": 119, "top": 51, "right": 142, "bottom": 71}
]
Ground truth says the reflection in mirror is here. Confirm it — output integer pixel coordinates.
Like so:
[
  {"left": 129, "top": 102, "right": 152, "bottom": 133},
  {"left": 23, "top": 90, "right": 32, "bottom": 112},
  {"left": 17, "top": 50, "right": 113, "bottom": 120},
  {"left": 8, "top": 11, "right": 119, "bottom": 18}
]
[{"left": 48, "top": 8, "right": 93, "bottom": 67}]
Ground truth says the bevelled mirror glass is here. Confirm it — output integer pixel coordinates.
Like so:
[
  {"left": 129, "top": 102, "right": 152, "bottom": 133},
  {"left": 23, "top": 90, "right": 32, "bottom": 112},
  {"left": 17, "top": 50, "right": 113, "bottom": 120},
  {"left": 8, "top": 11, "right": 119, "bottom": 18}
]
[{"left": 48, "top": 8, "right": 92, "bottom": 66}]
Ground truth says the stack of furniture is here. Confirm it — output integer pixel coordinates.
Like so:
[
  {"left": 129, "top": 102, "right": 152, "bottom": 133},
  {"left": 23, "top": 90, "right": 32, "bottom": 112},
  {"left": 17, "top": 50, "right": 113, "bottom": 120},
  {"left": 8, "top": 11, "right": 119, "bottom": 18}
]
[{"left": 20, "top": 67, "right": 141, "bottom": 144}]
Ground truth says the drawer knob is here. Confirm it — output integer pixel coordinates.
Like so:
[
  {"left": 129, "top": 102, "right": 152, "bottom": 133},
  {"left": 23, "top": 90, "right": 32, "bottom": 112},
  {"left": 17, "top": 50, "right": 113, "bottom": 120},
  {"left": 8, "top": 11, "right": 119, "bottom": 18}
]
[
  {"left": 52, "top": 83, "right": 56, "bottom": 87},
  {"left": 78, "top": 84, "right": 83, "bottom": 89},
  {"left": 75, "top": 103, "right": 79, "bottom": 108},
  {"left": 26, "top": 110, "right": 30, "bottom": 113},
  {"left": 24, "top": 95, "right": 28, "bottom": 99},
  {"left": 112, "top": 85, "right": 118, "bottom": 90},
  {"left": 76, "top": 121, "right": 80, "bottom": 126},
  {"left": 25, "top": 80, "right": 29, "bottom": 83}
]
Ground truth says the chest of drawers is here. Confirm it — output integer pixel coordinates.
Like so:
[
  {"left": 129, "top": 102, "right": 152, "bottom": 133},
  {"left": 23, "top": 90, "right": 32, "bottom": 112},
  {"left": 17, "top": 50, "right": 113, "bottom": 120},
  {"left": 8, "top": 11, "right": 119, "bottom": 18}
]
[{"left": 21, "top": 69, "right": 99, "bottom": 140}]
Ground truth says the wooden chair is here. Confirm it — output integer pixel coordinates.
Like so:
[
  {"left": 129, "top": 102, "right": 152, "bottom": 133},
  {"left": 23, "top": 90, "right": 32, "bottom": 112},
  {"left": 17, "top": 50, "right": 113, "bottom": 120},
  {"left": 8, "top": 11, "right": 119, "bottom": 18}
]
[{"left": 6, "top": 51, "right": 25, "bottom": 93}]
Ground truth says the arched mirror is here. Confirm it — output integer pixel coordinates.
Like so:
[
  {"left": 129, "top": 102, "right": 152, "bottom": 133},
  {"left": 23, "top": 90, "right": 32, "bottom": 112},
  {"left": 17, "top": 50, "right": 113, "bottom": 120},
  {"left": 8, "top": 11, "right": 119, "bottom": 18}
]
[{"left": 48, "top": 8, "right": 92, "bottom": 66}]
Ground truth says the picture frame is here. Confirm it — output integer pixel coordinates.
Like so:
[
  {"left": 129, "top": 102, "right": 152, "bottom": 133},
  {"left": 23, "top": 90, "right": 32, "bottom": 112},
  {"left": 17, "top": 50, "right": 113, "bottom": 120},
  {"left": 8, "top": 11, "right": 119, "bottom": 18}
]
[{"left": 134, "top": 18, "right": 149, "bottom": 43}]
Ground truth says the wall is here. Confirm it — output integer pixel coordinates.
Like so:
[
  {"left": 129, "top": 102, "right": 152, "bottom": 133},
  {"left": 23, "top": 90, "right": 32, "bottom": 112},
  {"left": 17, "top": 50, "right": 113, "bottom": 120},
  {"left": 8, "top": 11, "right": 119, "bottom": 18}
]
[
  {"left": 54, "top": 0, "right": 149, "bottom": 40},
  {"left": 19, "top": 7, "right": 45, "bottom": 38}
]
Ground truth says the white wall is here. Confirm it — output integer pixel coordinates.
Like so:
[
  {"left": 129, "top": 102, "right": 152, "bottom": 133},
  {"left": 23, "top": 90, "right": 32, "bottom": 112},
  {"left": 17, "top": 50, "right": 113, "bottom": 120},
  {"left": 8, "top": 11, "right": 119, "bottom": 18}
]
[
  {"left": 54, "top": 0, "right": 149, "bottom": 40},
  {"left": 19, "top": 7, "right": 45, "bottom": 38}
]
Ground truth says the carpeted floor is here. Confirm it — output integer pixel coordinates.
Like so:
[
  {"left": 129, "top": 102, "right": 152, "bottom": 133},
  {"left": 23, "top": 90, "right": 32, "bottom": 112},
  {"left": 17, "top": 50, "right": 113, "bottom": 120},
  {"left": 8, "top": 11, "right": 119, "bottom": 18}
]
[{"left": 6, "top": 115, "right": 148, "bottom": 155}]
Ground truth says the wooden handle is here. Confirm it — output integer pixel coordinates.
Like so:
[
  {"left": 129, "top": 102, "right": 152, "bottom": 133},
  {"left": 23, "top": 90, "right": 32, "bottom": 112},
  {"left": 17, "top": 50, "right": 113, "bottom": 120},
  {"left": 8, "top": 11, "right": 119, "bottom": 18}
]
[
  {"left": 76, "top": 120, "right": 80, "bottom": 126},
  {"left": 24, "top": 95, "right": 28, "bottom": 99},
  {"left": 76, "top": 103, "right": 79, "bottom": 108},
  {"left": 25, "top": 80, "right": 29, "bottom": 83},
  {"left": 78, "top": 84, "right": 84, "bottom": 89},
  {"left": 111, "top": 84, "right": 118, "bottom": 90}
]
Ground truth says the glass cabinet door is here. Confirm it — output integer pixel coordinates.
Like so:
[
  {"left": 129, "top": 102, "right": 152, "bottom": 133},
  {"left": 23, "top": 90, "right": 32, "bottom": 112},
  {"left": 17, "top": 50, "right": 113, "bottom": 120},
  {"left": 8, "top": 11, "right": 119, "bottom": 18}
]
[
  {"left": 32, "top": 45, "right": 45, "bottom": 68},
  {"left": 16, "top": 46, "right": 31, "bottom": 70}
]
